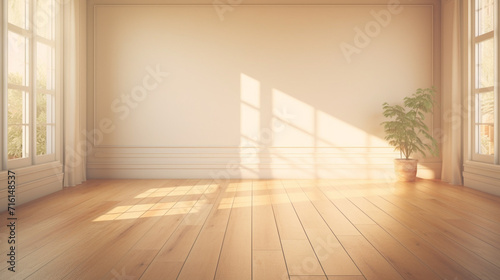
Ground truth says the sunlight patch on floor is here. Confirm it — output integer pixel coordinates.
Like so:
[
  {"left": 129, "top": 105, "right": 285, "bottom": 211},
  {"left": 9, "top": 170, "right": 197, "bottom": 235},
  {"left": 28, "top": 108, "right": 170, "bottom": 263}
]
[
  {"left": 134, "top": 185, "right": 217, "bottom": 199},
  {"left": 93, "top": 196, "right": 208, "bottom": 222}
]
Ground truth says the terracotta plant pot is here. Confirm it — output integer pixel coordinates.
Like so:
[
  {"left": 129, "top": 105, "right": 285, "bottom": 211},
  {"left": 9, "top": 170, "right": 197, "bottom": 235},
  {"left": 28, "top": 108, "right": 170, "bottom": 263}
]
[{"left": 394, "top": 159, "right": 418, "bottom": 182}]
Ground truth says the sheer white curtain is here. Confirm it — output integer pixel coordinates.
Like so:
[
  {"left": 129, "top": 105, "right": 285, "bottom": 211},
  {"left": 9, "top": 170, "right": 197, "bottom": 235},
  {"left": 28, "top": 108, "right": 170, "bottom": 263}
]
[
  {"left": 63, "top": 0, "right": 87, "bottom": 186},
  {"left": 441, "top": 0, "right": 463, "bottom": 185}
]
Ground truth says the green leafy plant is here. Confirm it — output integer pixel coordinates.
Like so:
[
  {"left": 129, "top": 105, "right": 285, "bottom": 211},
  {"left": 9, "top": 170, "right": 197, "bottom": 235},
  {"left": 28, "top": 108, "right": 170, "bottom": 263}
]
[{"left": 381, "top": 87, "right": 439, "bottom": 160}]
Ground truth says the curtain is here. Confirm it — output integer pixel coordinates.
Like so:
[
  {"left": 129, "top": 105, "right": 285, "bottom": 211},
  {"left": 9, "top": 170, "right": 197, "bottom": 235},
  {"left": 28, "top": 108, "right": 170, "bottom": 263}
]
[
  {"left": 441, "top": 0, "right": 463, "bottom": 185},
  {"left": 63, "top": 0, "right": 87, "bottom": 186}
]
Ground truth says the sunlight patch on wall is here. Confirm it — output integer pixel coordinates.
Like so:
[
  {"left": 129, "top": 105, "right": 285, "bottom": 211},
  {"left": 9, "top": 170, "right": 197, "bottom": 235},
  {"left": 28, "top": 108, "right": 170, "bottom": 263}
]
[
  {"left": 241, "top": 73, "right": 260, "bottom": 108},
  {"left": 272, "top": 89, "right": 315, "bottom": 147},
  {"left": 316, "top": 110, "right": 386, "bottom": 147},
  {"left": 240, "top": 73, "right": 261, "bottom": 141},
  {"left": 240, "top": 74, "right": 262, "bottom": 174}
]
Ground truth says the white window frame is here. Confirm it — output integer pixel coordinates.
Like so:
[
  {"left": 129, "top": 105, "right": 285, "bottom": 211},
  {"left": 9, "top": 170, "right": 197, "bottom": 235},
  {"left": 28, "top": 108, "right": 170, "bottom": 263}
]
[
  {"left": 6, "top": 14, "right": 32, "bottom": 168},
  {"left": 470, "top": 0, "right": 498, "bottom": 164},
  {"left": 5, "top": 0, "right": 60, "bottom": 169},
  {"left": 34, "top": 0, "right": 61, "bottom": 165}
]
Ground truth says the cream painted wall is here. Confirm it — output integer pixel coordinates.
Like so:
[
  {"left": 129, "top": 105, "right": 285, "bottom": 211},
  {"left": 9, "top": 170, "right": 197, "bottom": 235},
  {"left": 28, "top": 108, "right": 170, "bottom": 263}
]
[{"left": 88, "top": 2, "right": 441, "bottom": 179}]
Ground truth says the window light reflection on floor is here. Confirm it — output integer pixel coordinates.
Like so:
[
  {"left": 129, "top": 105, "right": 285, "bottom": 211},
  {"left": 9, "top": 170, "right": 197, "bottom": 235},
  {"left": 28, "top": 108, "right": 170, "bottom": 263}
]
[
  {"left": 93, "top": 204, "right": 201, "bottom": 222},
  {"left": 93, "top": 184, "right": 211, "bottom": 221},
  {"left": 93, "top": 180, "right": 396, "bottom": 221},
  {"left": 134, "top": 184, "right": 215, "bottom": 199}
]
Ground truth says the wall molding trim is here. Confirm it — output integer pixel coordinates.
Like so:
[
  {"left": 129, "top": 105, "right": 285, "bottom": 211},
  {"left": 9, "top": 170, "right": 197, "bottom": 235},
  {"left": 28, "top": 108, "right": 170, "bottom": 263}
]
[{"left": 87, "top": 147, "right": 441, "bottom": 179}]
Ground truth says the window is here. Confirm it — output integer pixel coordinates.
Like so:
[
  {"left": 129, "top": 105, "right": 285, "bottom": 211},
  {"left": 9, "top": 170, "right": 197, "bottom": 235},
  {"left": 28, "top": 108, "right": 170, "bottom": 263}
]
[
  {"left": 471, "top": 0, "right": 497, "bottom": 163},
  {"left": 6, "top": 0, "right": 58, "bottom": 168}
]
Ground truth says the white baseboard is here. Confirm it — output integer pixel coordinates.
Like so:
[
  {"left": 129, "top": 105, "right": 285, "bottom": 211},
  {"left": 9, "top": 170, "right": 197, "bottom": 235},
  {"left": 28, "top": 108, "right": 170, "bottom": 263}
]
[
  {"left": 0, "top": 162, "right": 64, "bottom": 212},
  {"left": 87, "top": 147, "right": 441, "bottom": 180},
  {"left": 463, "top": 162, "right": 500, "bottom": 196}
]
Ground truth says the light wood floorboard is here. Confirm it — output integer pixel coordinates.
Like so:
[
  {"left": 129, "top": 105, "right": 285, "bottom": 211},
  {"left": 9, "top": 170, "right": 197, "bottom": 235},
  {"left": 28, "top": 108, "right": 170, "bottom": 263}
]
[{"left": 0, "top": 179, "right": 499, "bottom": 280}]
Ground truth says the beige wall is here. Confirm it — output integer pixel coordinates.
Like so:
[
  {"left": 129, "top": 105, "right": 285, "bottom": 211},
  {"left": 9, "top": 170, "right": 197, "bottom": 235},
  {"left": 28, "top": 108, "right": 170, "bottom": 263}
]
[{"left": 87, "top": 1, "right": 441, "bottom": 179}]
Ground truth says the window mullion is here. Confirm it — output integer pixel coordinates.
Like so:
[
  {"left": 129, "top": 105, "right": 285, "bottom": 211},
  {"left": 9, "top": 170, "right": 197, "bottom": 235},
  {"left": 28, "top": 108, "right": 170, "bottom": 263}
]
[
  {"left": 475, "top": 86, "right": 495, "bottom": 93},
  {"left": 7, "top": 23, "right": 31, "bottom": 38},
  {"left": 495, "top": 0, "right": 499, "bottom": 164},
  {"left": 30, "top": 0, "right": 36, "bottom": 163},
  {"left": 7, "top": 83, "right": 29, "bottom": 91},
  {"left": 472, "top": 0, "right": 478, "bottom": 160},
  {"left": 36, "top": 88, "right": 55, "bottom": 95},
  {"left": 35, "top": 35, "right": 55, "bottom": 47},
  {"left": 474, "top": 31, "right": 494, "bottom": 43}
]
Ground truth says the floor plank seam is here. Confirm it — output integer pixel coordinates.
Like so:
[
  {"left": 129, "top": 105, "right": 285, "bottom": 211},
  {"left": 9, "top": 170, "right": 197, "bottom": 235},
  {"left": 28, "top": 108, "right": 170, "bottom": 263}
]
[
  {"left": 347, "top": 196, "right": 436, "bottom": 280},
  {"left": 374, "top": 194, "right": 492, "bottom": 279},
  {"left": 270, "top": 180, "right": 293, "bottom": 280},
  {"left": 300, "top": 181, "right": 366, "bottom": 279},
  {"left": 212, "top": 181, "right": 239, "bottom": 280},
  {"left": 173, "top": 179, "right": 225, "bottom": 280},
  {"left": 283, "top": 180, "right": 329, "bottom": 278},
  {"left": 135, "top": 179, "right": 207, "bottom": 280}
]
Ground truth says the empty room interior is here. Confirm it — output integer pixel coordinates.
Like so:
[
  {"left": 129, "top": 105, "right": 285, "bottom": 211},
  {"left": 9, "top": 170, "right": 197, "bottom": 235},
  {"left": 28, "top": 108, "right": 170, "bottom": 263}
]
[{"left": 1, "top": 0, "right": 500, "bottom": 279}]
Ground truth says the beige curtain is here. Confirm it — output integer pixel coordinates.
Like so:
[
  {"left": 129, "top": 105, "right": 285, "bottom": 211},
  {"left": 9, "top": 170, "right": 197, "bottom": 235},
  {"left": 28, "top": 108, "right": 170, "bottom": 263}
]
[
  {"left": 63, "top": 0, "right": 87, "bottom": 186},
  {"left": 441, "top": 0, "right": 463, "bottom": 185}
]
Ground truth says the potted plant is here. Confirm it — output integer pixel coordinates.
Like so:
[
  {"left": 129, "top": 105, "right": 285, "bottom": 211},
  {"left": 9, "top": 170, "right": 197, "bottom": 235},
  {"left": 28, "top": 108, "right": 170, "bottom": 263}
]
[{"left": 381, "top": 87, "right": 439, "bottom": 181}]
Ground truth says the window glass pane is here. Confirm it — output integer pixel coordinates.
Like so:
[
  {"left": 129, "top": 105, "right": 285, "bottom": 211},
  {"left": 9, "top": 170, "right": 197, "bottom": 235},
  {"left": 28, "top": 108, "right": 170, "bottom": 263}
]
[
  {"left": 476, "top": 0, "right": 495, "bottom": 36},
  {"left": 477, "top": 91, "right": 495, "bottom": 123},
  {"left": 36, "top": 42, "right": 55, "bottom": 90},
  {"left": 36, "top": 125, "right": 47, "bottom": 156},
  {"left": 48, "top": 94, "right": 55, "bottom": 123},
  {"left": 477, "top": 124, "right": 495, "bottom": 155},
  {"left": 8, "top": 31, "right": 29, "bottom": 86},
  {"left": 475, "top": 39, "right": 494, "bottom": 88},
  {"left": 36, "top": 93, "right": 47, "bottom": 156},
  {"left": 8, "top": 125, "right": 27, "bottom": 159},
  {"left": 36, "top": 92, "right": 55, "bottom": 156},
  {"left": 37, "top": 92, "right": 47, "bottom": 124},
  {"left": 37, "top": 124, "right": 55, "bottom": 156},
  {"left": 8, "top": 89, "right": 24, "bottom": 125},
  {"left": 36, "top": 0, "right": 55, "bottom": 40},
  {"left": 8, "top": 0, "right": 27, "bottom": 29},
  {"left": 8, "top": 88, "right": 30, "bottom": 160},
  {"left": 36, "top": 93, "right": 55, "bottom": 124},
  {"left": 476, "top": 92, "right": 495, "bottom": 156}
]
